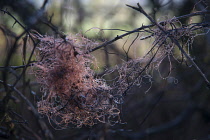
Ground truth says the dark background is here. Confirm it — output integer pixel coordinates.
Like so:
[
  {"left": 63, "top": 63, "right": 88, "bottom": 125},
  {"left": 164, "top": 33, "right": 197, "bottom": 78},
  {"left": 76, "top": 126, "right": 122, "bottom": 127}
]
[{"left": 0, "top": 0, "right": 210, "bottom": 139}]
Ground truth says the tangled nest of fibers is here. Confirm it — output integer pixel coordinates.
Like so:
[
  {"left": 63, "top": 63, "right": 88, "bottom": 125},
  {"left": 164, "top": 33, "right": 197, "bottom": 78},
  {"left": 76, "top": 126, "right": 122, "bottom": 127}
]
[{"left": 33, "top": 34, "right": 120, "bottom": 129}]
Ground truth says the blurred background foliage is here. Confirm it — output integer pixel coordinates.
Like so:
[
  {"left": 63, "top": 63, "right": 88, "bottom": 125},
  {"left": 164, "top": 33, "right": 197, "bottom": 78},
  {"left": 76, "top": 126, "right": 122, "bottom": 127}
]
[{"left": 0, "top": 0, "right": 210, "bottom": 140}]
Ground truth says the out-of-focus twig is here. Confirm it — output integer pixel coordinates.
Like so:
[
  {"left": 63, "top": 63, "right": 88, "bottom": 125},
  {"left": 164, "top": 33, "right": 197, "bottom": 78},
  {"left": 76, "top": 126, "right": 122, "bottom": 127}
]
[
  {"left": 0, "top": 80, "right": 54, "bottom": 139},
  {"left": 121, "top": 104, "right": 195, "bottom": 139}
]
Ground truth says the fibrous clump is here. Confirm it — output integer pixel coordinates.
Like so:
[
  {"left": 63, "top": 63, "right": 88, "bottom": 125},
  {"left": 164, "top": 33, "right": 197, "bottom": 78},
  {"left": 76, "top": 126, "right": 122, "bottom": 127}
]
[{"left": 34, "top": 34, "right": 120, "bottom": 129}]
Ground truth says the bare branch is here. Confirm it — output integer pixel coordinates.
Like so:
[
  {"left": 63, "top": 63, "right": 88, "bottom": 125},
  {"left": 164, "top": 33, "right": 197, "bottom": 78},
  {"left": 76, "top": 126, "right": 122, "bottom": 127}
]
[{"left": 127, "top": 3, "right": 210, "bottom": 88}]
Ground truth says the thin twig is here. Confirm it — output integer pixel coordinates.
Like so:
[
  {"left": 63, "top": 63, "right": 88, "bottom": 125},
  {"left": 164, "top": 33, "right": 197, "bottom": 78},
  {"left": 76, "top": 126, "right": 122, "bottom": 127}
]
[
  {"left": 138, "top": 91, "right": 165, "bottom": 126},
  {"left": 89, "top": 8, "right": 210, "bottom": 53},
  {"left": 0, "top": 80, "right": 54, "bottom": 139},
  {"left": 88, "top": 25, "right": 151, "bottom": 53},
  {"left": 127, "top": 3, "right": 210, "bottom": 88},
  {"left": 0, "top": 63, "right": 34, "bottom": 70},
  {"left": 122, "top": 35, "right": 168, "bottom": 96}
]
